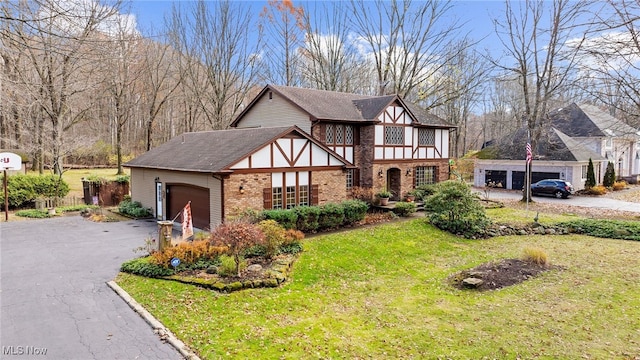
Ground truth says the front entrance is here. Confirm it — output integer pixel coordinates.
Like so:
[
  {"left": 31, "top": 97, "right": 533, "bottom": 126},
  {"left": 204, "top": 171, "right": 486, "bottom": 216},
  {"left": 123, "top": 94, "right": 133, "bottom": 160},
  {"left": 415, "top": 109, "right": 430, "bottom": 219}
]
[{"left": 387, "top": 168, "right": 401, "bottom": 201}]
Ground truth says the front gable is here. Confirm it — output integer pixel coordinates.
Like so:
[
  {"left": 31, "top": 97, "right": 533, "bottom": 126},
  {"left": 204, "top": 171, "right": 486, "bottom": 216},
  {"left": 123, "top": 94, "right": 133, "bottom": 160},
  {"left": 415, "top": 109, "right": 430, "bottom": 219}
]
[
  {"left": 228, "top": 130, "right": 349, "bottom": 171},
  {"left": 231, "top": 87, "right": 312, "bottom": 132}
]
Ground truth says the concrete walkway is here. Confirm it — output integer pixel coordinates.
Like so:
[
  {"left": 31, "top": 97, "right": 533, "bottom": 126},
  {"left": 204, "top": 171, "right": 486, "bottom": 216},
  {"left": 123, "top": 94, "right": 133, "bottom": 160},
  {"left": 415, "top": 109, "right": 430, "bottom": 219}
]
[{"left": 0, "top": 216, "right": 184, "bottom": 360}]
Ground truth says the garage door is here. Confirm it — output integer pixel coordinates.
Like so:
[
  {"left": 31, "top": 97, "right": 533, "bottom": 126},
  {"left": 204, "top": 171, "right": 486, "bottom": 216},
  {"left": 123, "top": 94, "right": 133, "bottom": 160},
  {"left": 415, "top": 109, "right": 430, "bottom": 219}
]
[
  {"left": 513, "top": 171, "right": 561, "bottom": 190},
  {"left": 166, "top": 184, "right": 210, "bottom": 230}
]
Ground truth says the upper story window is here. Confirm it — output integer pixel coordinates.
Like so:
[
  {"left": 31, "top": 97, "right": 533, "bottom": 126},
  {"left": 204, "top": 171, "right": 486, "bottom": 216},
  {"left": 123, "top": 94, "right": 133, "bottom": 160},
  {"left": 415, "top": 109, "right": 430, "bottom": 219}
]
[
  {"left": 605, "top": 137, "right": 613, "bottom": 149},
  {"left": 385, "top": 126, "right": 404, "bottom": 145},
  {"left": 325, "top": 124, "right": 354, "bottom": 145},
  {"left": 418, "top": 128, "right": 435, "bottom": 146}
]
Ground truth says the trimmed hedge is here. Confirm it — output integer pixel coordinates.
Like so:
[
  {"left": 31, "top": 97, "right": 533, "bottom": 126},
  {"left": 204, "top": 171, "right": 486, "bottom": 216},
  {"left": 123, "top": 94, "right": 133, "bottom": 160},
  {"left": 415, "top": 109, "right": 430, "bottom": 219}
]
[
  {"left": 557, "top": 219, "right": 640, "bottom": 241},
  {"left": 0, "top": 174, "right": 70, "bottom": 208},
  {"left": 261, "top": 200, "right": 368, "bottom": 233},
  {"left": 263, "top": 209, "right": 298, "bottom": 229}
]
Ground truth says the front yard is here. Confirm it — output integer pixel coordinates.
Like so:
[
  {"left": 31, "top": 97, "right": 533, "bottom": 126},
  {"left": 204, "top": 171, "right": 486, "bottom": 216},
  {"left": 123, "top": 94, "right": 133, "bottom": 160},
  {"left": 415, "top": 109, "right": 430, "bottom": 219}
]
[{"left": 116, "top": 217, "right": 640, "bottom": 359}]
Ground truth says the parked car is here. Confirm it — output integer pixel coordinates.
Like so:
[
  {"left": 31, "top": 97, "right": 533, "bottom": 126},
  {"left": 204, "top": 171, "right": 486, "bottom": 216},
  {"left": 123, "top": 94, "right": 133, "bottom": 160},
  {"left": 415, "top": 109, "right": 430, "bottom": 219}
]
[{"left": 530, "top": 179, "right": 575, "bottom": 199}]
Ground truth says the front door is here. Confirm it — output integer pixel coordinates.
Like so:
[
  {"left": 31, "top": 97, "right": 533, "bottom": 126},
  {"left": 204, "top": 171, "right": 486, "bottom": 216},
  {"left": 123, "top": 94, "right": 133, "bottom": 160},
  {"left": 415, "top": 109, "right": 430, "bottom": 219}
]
[{"left": 387, "top": 168, "right": 401, "bottom": 201}]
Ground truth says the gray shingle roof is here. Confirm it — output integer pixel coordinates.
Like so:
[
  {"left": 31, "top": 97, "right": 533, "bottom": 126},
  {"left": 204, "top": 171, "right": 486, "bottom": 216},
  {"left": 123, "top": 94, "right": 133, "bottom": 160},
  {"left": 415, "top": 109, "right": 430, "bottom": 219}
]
[
  {"left": 550, "top": 103, "right": 639, "bottom": 138},
  {"left": 488, "top": 127, "right": 602, "bottom": 161},
  {"left": 125, "top": 126, "right": 298, "bottom": 173},
  {"left": 234, "top": 85, "right": 454, "bottom": 127}
]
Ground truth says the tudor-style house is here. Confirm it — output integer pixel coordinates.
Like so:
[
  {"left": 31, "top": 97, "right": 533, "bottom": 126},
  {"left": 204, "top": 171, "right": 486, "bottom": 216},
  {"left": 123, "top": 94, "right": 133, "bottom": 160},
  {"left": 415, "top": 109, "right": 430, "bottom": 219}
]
[
  {"left": 231, "top": 85, "right": 456, "bottom": 201},
  {"left": 126, "top": 85, "right": 455, "bottom": 229}
]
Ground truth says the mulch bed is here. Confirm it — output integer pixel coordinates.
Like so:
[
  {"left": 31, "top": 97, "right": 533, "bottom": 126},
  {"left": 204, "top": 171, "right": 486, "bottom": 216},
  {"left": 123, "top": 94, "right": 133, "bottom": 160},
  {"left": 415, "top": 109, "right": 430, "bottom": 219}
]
[{"left": 450, "top": 258, "right": 564, "bottom": 291}]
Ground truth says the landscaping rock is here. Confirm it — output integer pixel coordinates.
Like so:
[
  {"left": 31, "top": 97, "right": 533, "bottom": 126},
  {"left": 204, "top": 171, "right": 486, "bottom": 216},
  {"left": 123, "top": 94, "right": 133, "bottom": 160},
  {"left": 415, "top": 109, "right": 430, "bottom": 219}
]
[
  {"left": 462, "top": 278, "right": 484, "bottom": 288},
  {"left": 247, "top": 264, "right": 263, "bottom": 272}
]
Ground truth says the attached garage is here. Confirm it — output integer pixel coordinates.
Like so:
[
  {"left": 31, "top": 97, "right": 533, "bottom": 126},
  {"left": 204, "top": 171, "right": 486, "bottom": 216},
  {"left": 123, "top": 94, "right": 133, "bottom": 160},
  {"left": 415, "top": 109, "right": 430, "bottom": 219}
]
[
  {"left": 125, "top": 126, "right": 351, "bottom": 229},
  {"left": 512, "top": 171, "right": 560, "bottom": 190},
  {"left": 166, "top": 184, "right": 210, "bottom": 230}
]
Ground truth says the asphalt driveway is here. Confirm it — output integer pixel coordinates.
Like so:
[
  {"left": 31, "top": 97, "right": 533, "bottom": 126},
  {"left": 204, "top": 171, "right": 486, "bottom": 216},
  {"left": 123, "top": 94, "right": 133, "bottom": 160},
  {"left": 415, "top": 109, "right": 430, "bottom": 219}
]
[
  {"left": 0, "top": 216, "right": 183, "bottom": 360},
  {"left": 476, "top": 187, "right": 640, "bottom": 213}
]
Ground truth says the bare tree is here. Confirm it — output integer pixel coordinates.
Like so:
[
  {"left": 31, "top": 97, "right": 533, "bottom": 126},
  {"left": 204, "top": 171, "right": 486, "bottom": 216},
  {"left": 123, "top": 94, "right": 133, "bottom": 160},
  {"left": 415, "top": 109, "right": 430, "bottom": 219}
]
[
  {"left": 576, "top": 0, "right": 640, "bottom": 125},
  {"left": 298, "top": 3, "right": 370, "bottom": 93},
  {"left": 1, "top": 0, "right": 123, "bottom": 174},
  {"left": 139, "top": 39, "right": 181, "bottom": 150},
  {"left": 492, "top": 0, "right": 589, "bottom": 200},
  {"left": 428, "top": 40, "right": 493, "bottom": 157},
  {"left": 349, "top": 0, "right": 467, "bottom": 101},
  {"left": 258, "top": 0, "right": 305, "bottom": 86},
  {"left": 168, "top": 0, "right": 262, "bottom": 130}
]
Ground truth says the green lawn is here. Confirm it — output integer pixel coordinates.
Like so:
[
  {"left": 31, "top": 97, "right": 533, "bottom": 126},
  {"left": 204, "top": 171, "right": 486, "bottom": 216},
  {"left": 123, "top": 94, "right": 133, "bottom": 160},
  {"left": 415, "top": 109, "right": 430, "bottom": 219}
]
[{"left": 116, "top": 219, "right": 640, "bottom": 359}]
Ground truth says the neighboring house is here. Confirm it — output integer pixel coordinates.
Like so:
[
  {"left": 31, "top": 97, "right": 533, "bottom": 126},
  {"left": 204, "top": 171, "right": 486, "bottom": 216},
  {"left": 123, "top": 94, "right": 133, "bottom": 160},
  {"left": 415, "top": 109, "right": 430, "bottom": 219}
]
[
  {"left": 474, "top": 103, "right": 640, "bottom": 191},
  {"left": 125, "top": 126, "right": 352, "bottom": 229},
  {"left": 126, "top": 85, "right": 456, "bottom": 229},
  {"left": 231, "top": 85, "right": 456, "bottom": 201}
]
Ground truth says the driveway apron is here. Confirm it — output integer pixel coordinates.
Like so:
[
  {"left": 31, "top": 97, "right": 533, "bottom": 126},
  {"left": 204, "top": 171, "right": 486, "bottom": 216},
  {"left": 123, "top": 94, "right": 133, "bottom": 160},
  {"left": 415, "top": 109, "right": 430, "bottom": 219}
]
[{"left": 0, "top": 216, "right": 183, "bottom": 360}]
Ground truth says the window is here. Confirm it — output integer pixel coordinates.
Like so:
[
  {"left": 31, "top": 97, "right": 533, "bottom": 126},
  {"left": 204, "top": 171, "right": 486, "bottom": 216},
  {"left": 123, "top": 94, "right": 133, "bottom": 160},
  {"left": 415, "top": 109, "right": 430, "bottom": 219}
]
[
  {"left": 299, "top": 185, "right": 309, "bottom": 206},
  {"left": 272, "top": 187, "right": 283, "bottom": 209},
  {"left": 415, "top": 166, "right": 436, "bottom": 186},
  {"left": 605, "top": 137, "right": 613, "bottom": 149},
  {"left": 385, "top": 126, "right": 404, "bottom": 145},
  {"left": 336, "top": 126, "right": 344, "bottom": 144},
  {"left": 346, "top": 169, "right": 354, "bottom": 190},
  {"left": 326, "top": 124, "right": 334, "bottom": 144},
  {"left": 268, "top": 171, "right": 310, "bottom": 209},
  {"left": 581, "top": 165, "right": 588, "bottom": 179},
  {"left": 286, "top": 186, "right": 296, "bottom": 209},
  {"left": 325, "top": 124, "right": 354, "bottom": 145},
  {"left": 418, "top": 128, "right": 435, "bottom": 146},
  {"left": 345, "top": 126, "right": 354, "bottom": 145}
]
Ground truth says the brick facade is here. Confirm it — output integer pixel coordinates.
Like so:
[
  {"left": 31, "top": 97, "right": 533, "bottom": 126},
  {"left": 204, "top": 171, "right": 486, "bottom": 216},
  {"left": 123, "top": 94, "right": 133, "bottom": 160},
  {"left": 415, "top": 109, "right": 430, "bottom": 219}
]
[
  {"left": 224, "top": 173, "right": 271, "bottom": 219},
  {"left": 224, "top": 169, "right": 347, "bottom": 219}
]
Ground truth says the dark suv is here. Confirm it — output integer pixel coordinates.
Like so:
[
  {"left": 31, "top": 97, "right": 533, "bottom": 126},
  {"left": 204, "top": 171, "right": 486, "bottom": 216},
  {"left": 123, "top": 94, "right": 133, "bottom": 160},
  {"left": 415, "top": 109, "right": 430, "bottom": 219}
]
[{"left": 530, "top": 179, "right": 575, "bottom": 199}]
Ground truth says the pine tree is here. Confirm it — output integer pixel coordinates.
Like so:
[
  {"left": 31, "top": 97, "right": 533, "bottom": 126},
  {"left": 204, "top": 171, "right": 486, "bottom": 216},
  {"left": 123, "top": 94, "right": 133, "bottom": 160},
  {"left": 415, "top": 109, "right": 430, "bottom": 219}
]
[
  {"left": 603, "top": 162, "right": 616, "bottom": 188},
  {"left": 585, "top": 158, "right": 596, "bottom": 189}
]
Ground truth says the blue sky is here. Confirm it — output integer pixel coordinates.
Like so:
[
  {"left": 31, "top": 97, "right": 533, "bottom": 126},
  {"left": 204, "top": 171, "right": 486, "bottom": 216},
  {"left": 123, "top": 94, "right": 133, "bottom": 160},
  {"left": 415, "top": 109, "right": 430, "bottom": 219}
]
[{"left": 126, "top": 0, "right": 506, "bottom": 51}]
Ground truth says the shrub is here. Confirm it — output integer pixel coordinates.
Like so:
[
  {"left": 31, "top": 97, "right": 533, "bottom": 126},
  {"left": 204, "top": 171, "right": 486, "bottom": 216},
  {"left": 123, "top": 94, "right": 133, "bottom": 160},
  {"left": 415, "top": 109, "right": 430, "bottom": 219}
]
[
  {"left": 425, "top": 180, "right": 491, "bottom": 238},
  {"left": 217, "top": 254, "right": 246, "bottom": 277},
  {"left": 15, "top": 209, "right": 50, "bottom": 218},
  {"left": 522, "top": 247, "right": 548, "bottom": 266},
  {"left": 257, "top": 220, "right": 286, "bottom": 259},
  {"left": 281, "top": 229, "right": 304, "bottom": 255},
  {"left": 118, "top": 199, "right": 152, "bottom": 218},
  {"left": 393, "top": 201, "right": 416, "bottom": 217},
  {"left": 228, "top": 208, "right": 264, "bottom": 223},
  {"left": 209, "top": 221, "right": 265, "bottom": 276},
  {"left": 341, "top": 200, "right": 368, "bottom": 225},
  {"left": 603, "top": 162, "right": 616, "bottom": 187},
  {"left": 557, "top": 219, "right": 640, "bottom": 241},
  {"left": 151, "top": 239, "right": 226, "bottom": 268},
  {"left": 350, "top": 187, "right": 375, "bottom": 203},
  {"left": 584, "top": 185, "right": 607, "bottom": 195},
  {"left": 115, "top": 175, "right": 130, "bottom": 184},
  {"left": 283, "top": 229, "right": 304, "bottom": 245},
  {"left": 613, "top": 180, "right": 627, "bottom": 191},
  {"left": 120, "top": 257, "right": 173, "bottom": 278},
  {"left": 0, "top": 174, "right": 70, "bottom": 208},
  {"left": 318, "top": 203, "right": 345, "bottom": 230},
  {"left": 293, "top": 206, "right": 320, "bottom": 232},
  {"left": 262, "top": 209, "right": 298, "bottom": 229},
  {"left": 585, "top": 158, "right": 596, "bottom": 189}
]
